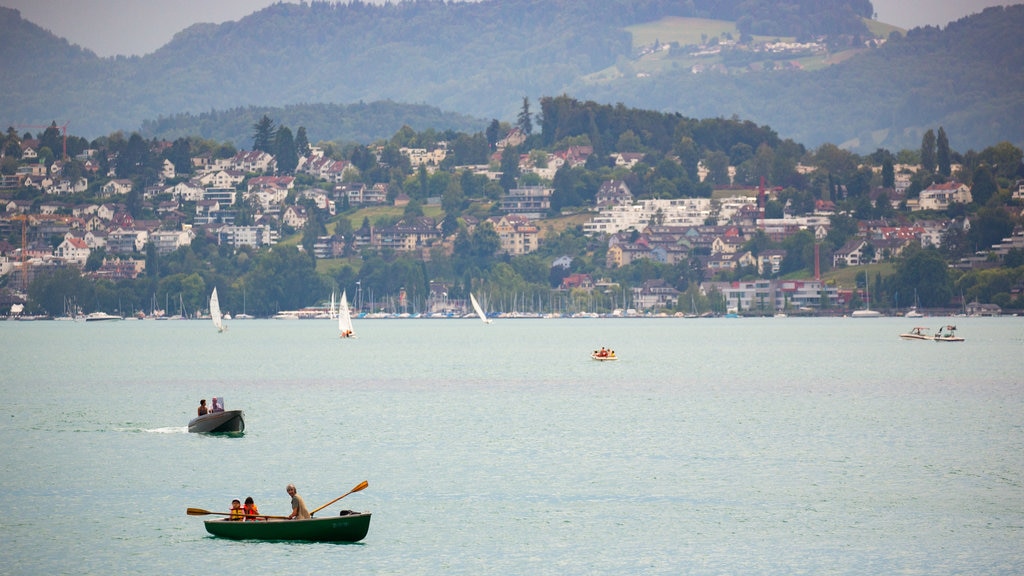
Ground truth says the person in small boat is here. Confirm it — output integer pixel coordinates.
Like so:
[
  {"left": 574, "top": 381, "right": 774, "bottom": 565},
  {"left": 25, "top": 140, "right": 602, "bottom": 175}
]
[
  {"left": 286, "top": 484, "right": 310, "bottom": 520},
  {"left": 210, "top": 397, "right": 224, "bottom": 413},
  {"left": 229, "top": 499, "right": 244, "bottom": 521},
  {"left": 597, "top": 347, "right": 608, "bottom": 357},
  {"left": 197, "top": 399, "right": 208, "bottom": 417},
  {"left": 243, "top": 496, "right": 261, "bottom": 521}
]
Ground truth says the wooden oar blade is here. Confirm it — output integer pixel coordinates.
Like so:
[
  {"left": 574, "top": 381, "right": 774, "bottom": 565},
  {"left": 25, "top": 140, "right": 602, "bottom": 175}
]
[
  {"left": 310, "top": 480, "right": 370, "bottom": 516},
  {"left": 187, "top": 507, "right": 213, "bottom": 516}
]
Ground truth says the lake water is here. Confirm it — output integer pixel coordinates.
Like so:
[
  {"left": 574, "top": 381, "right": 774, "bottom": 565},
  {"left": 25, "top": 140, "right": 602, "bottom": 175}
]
[{"left": 1, "top": 317, "right": 1022, "bottom": 575}]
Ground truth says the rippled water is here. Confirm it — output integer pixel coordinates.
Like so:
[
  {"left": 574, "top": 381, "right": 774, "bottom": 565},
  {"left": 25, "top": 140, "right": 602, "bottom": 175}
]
[{"left": 1, "top": 317, "right": 1022, "bottom": 575}]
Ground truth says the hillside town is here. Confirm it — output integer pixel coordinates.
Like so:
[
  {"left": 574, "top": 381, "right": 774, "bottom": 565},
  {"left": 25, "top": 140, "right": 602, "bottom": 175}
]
[{"left": 2, "top": 115, "right": 1023, "bottom": 318}]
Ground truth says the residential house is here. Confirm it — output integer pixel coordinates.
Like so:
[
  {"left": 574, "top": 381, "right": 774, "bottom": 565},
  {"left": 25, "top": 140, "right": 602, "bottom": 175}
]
[
  {"left": 551, "top": 255, "right": 573, "bottom": 270},
  {"left": 595, "top": 180, "right": 633, "bottom": 207},
  {"left": 560, "top": 273, "right": 594, "bottom": 290},
  {"left": 229, "top": 150, "right": 276, "bottom": 174},
  {"left": 833, "top": 237, "right": 872, "bottom": 267},
  {"left": 611, "top": 152, "right": 645, "bottom": 169},
  {"left": 196, "top": 170, "right": 244, "bottom": 189},
  {"left": 300, "top": 188, "right": 334, "bottom": 215},
  {"left": 101, "top": 179, "right": 133, "bottom": 197},
  {"left": 500, "top": 186, "right": 552, "bottom": 219},
  {"left": 374, "top": 218, "right": 441, "bottom": 253},
  {"left": 106, "top": 227, "right": 148, "bottom": 254},
  {"left": 282, "top": 205, "right": 308, "bottom": 229},
  {"left": 161, "top": 159, "right": 176, "bottom": 180},
  {"left": 168, "top": 181, "right": 205, "bottom": 202},
  {"left": 757, "top": 249, "right": 787, "bottom": 276},
  {"left": 488, "top": 215, "right": 540, "bottom": 256},
  {"left": 54, "top": 237, "right": 90, "bottom": 266},
  {"left": 400, "top": 146, "right": 447, "bottom": 167},
  {"left": 632, "top": 279, "right": 679, "bottom": 310},
  {"left": 916, "top": 181, "right": 973, "bottom": 211},
  {"left": 149, "top": 229, "right": 195, "bottom": 254},
  {"left": 96, "top": 203, "right": 124, "bottom": 221},
  {"left": 215, "top": 224, "right": 278, "bottom": 249}
]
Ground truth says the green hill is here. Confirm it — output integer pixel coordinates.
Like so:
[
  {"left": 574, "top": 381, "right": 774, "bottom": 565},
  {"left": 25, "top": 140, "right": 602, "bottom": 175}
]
[{"left": 1, "top": 1, "right": 1021, "bottom": 153}]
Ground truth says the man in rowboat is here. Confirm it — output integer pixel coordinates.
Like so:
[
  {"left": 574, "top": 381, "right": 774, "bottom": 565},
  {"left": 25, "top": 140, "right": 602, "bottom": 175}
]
[{"left": 286, "top": 484, "right": 310, "bottom": 520}]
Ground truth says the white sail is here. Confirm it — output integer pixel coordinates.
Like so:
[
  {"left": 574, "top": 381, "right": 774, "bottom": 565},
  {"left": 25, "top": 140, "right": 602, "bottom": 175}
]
[
  {"left": 338, "top": 291, "right": 355, "bottom": 338},
  {"left": 210, "top": 287, "right": 225, "bottom": 332},
  {"left": 470, "top": 293, "right": 492, "bottom": 324}
]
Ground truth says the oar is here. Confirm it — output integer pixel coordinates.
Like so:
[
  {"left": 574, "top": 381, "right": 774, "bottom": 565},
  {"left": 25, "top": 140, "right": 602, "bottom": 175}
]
[
  {"left": 186, "top": 507, "right": 289, "bottom": 520},
  {"left": 310, "top": 480, "right": 369, "bottom": 517}
]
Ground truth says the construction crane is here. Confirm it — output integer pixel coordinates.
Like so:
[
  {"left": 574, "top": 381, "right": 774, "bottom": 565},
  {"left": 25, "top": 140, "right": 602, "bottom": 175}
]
[
  {"left": 10, "top": 213, "right": 29, "bottom": 292},
  {"left": 14, "top": 122, "right": 70, "bottom": 160}
]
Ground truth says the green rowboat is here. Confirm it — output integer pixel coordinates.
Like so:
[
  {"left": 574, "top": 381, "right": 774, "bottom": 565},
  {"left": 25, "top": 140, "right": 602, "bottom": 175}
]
[{"left": 203, "top": 512, "right": 371, "bottom": 542}]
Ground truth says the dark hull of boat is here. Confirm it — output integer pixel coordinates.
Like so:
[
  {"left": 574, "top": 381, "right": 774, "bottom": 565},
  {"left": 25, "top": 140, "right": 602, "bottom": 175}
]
[
  {"left": 188, "top": 410, "right": 245, "bottom": 434},
  {"left": 204, "top": 513, "right": 371, "bottom": 542}
]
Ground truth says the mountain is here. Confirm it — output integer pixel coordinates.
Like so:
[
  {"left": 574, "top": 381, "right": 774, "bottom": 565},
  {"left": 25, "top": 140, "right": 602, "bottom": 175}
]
[{"left": 1, "top": 1, "right": 1021, "bottom": 153}]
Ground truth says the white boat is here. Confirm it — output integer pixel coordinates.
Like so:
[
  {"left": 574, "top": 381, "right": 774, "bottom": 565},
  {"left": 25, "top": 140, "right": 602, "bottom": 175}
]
[
  {"left": 905, "top": 289, "right": 924, "bottom": 317},
  {"left": 591, "top": 348, "right": 618, "bottom": 361},
  {"left": 84, "top": 311, "right": 122, "bottom": 322},
  {"left": 210, "top": 287, "right": 226, "bottom": 333},
  {"left": 934, "top": 325, "right": 964, "bottom": 342},
  {"left": 851, "top": 279, "right": 882, "bottom": 317},
  {"left": 899, "top": 326, "right": 933, "bottom": 340},
  {"left": 470, "top": 293, "right": 492, "bottom": 324},
  {"left": 338, "top": 291, "right": 356, "bottom": 338}
]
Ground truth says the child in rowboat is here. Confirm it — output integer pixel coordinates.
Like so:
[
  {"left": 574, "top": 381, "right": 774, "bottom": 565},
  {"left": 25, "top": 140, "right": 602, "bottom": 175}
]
[
  {"left": 243, "top": 496, "right": 262, "bottom": 521},
  {"left": 229, "top": 499, "right": 244, "bottom": 521}
]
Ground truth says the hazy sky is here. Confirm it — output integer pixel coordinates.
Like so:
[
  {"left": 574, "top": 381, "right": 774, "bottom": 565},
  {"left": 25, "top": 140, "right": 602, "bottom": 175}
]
[{"left": 0, "top": 0, "right": 1012, "bottom": 57}]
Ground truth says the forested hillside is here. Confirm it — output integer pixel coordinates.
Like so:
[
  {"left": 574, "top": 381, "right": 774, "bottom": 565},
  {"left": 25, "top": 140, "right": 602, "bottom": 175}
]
[{"left": 1, "top": 1, "right": 1021, "bottom": 152}]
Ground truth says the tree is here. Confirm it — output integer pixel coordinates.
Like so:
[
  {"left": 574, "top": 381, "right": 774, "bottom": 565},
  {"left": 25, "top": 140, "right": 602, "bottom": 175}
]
[
  {"left": 274, "top": 126, "right": 298, "bottom": 173},
  {"left": 892, "top": 245, "right": 952, "bottom": 308},
  {"left": 485, "top": 119, "right": 501, "bottom": 151},
  {"left": 517, "top": 97, "right": 533, "bottom": 136},
  {"left": 252, "top": 115, "right": 276, "bottom": 153},
  {"left": 936, "top": 127, "right": 951, "bottom": 177},
  {"left": 294, "top": 126, "right": 311, "bottom": 157},
  {"left": 970, "top": 165, "right": 998, "bottom": 206},
  {"left": 920, "top": 129, "right": 936, "bottom": 173},
  {"left": 499, "top": 145, "right": 520, "bottom": 192},
  {"left": 882, "top": 157, "right": 895, "bottom": 188},
  {"left": 705, "top": 151, "right": 730, "bottom": 185}
]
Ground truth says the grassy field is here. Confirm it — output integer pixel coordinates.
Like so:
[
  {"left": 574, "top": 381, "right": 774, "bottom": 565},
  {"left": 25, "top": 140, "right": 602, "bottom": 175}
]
[
  {"left": 820, "top": 262, "right": 897, "bottom": 288},
  {"left": 626, "top": 17, "right": 742, "bottom": 48}
]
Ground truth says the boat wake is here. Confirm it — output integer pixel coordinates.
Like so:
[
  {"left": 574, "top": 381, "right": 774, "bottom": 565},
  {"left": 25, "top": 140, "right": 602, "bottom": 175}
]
[{"left": 144, "top": 426, "right": 188, "bottom": 434}]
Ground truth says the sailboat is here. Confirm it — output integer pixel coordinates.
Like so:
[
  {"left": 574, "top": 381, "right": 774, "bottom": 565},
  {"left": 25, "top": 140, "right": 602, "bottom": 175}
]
[
  {"left": 210, "top": 287, "right": 226, "bottom": 332},
  {"left": 851, "top": 276, "right": 881, "bottom": 317},
  {"left": 338, "top": 291, "right": 356, "bottom": 338},
  {"left": 905, "top": 289, "right": 924, "bottom": 318},
  {"left": 470, "top": 293, "right": 492, "bottom": 324}
]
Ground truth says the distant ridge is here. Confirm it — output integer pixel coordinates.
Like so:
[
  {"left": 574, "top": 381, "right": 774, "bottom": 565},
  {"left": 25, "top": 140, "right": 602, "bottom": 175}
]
[
  {"left": 1, "top": 1, "right": 1021, "bottom": 152},
  {"left": 140, "top": 102, "right": 487, "bottom": 148}
]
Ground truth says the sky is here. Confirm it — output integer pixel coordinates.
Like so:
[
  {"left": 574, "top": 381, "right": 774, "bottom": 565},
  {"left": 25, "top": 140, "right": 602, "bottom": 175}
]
[{"left": 0, "top": 0, "right": 1012, "bottom": 58}]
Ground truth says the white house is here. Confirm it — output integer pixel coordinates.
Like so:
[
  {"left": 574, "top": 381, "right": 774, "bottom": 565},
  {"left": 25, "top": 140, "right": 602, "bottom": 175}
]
[
  {"left": 54, "top": 237, "right": 90, "bottom": 266},
  {"left": 917, "top": 181, "right": 972, "bottom": 211},
  {"left": 101, "top": 179, "right": 133, "bottom": 196}
]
